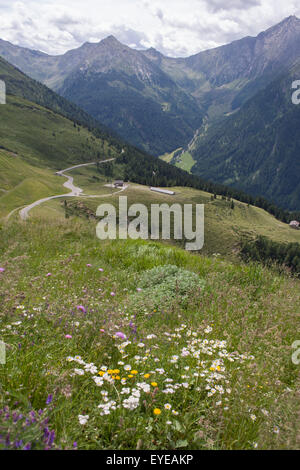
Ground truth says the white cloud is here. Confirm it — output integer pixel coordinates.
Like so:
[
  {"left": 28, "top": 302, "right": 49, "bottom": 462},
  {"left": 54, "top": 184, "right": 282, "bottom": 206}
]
[{"left": 0, "top": 0, "right": 299, "bottom": 57}]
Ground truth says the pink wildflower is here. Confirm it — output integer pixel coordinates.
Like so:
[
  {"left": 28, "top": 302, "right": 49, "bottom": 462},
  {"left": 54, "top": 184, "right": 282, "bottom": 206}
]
[
  {"left": 76, "top": 305, "right": 87, "bottom": 313},
  {"left": 115, "top": 332, "right": 126, "bottom": 339}
]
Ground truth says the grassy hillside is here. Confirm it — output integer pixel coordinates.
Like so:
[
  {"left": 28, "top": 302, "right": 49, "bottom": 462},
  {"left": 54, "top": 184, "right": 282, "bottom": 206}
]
[
  {"left": 0, "top": 92, "right": 121, "bottom": 219},
  {"left": 0, "top": 217, "right": 299, "bottom": 450},
  {"left": 0, "top": 95, "right": 118, "bottom": 170},
  {"left": 0, "top": 56, "right": 113, "bottom": 139},
  {"left": 1, "top": 38, "right": 299, "bottom": 453},
  {"left": 174, "top": 151, "right": 195, "bottom": 173},
  {"left": 0, "top": 149, "right": 66, "bottom": 218},
  {"left": 3, "top": 53, "right": 300, "bottom": 226},
  {"left": 24, "top": 164, "right": 300, "bottom": 258}
]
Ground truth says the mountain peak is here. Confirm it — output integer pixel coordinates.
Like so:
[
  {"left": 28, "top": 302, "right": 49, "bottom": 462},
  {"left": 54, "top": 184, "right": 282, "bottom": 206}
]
[
  {"left": 265, "top": 15, "right": 299, "bottom": 32},
  {"left": 277, "top": 15, "right": 300, "bottom": 28},
  {"left": 146, "top": 47, "right": 162, "bottom": 56},
  {"left": 254, "top": 15, "right": 300, "bottom": 43},
  {"left": 283, "top": 15, "right": 299, "bottom": 22},
  {"left": 100, "top": 35, "right": 122, "bottom": 47}
]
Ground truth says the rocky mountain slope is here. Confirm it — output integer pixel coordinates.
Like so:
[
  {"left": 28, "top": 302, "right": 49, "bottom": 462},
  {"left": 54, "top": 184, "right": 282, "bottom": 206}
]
[
  {"left": 1, "top": 16, "right": 300, "bottom": 209},
  {"left": 1, "top": 36, "right": 204, "bottom": 156},
  {"left": 2, "top": 16, "right": 300, "bottom": 156},
  {"left": 189, "top": 60, "right": 300, "bottom": 210}
]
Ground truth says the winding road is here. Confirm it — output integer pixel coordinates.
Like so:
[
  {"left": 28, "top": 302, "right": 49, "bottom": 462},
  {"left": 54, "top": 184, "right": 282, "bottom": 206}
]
[{"left": 18, "top": 159, "right": 117, "bottom": 221}]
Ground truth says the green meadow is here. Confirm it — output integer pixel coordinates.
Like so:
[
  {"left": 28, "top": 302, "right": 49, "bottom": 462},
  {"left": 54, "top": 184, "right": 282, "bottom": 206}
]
[
  {"left": 1, "top": 163, "right": 299, "bottom": 450},
  {"left": 26, "top": 163, "right": 300, "bottom": 258},
  {"left": 0, "top": 216, "right": 299, "bottom": 449}
]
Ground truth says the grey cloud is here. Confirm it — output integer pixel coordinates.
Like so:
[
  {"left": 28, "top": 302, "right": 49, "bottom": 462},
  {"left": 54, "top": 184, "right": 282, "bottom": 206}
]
[
  {"left": 0, "top": 0, "right": 297, "bottom": 58},
  {"left": 155, "top": 8, "right": 164, "bottom": 21},
  {"left": 50, "top": 14, "right": 81, "bottom": 29},
  {"left": 0, "top": 1, "right": 15, "bottom": 12},
  {"left": 76, "top": 27, "right": 147, "bottom": 52},
  {"left": 156, "top": 15, "right": 242, "bottom": 50},
  {"left": 75, "top": 27, "right": 149, "bottom": 51},
  {"left": 204, "top": 0, "right": 261, "bottom": 13},
  {"left": 113, "top": 28, "right": 148, "bottom": 48}
]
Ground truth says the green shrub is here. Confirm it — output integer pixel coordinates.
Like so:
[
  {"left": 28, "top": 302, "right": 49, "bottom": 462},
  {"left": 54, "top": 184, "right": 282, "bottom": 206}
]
[{"left": 130, "top": 264, "right": 205, "bottom": 311}]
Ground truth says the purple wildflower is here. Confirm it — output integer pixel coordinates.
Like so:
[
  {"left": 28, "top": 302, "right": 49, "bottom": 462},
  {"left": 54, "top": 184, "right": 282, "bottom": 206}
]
[
  {"left": 15, "top": 439, "right": 23, "bottom": 449},
  {"left": 46, "top": 394, "right": 53, "bottom": 405}
]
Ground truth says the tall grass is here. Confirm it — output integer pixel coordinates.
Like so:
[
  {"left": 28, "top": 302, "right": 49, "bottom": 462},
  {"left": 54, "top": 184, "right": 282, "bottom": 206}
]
[{"left": 0, "top": 218, "right": 299, "bottom": 449}]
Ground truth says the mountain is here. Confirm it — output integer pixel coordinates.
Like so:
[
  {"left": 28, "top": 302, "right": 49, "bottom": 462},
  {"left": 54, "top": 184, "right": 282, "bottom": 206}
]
[
  {"left": 1, "top": 16, "right": 300, "bottom": 209},
  {"left": 0, "top": 36, "right": 204, "bottom": 156},
  {"left": 0, "top": 55, "right": 116, "bottom": 141},
  {"left": 142, "top": 16, "right": 300, "bottom": 119},
  {"left": 0, "top": 55, "right": 125, "bottom": 172},
  {"left": 57, "top": 37, "right": 204, "bottom": 155},
  {"left": 2, "top": 16, "right": 300, "bottom": 156},
  {"left": 0, "top": 55, "right": 198, "bottom": 179},
  {"left": 0, "top": 55, "right": 253, "bottom": 218},
  {"left": 189, "top": 60, "right": 300, "bottom": 210}
]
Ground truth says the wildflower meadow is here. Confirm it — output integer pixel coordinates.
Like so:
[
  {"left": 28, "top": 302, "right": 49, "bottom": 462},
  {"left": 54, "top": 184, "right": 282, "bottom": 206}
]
[{"left": 0, "top": 218, "right": 299, "bottom": 450}]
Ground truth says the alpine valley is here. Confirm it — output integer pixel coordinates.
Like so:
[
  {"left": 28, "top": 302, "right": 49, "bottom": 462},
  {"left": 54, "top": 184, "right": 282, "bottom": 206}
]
[
  {"left": 1, "top": 16, "right": 300, "bottom": 209},
  {"left": 1, "top": 7, "right": 300, "bottom": 452}
]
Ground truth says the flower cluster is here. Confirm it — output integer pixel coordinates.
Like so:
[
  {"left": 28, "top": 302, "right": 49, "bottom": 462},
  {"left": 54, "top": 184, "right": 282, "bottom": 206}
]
[
  {"left": 0, "top": 398, "right": 56, "bottom": 450},
  {"left": 66, "top": 322, "right": 254, "bottom": 426}
]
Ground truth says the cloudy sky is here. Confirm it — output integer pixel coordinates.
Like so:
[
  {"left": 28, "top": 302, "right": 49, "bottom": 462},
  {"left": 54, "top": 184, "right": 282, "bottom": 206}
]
[{"left": 1, "top": 0, "right": 300, "bottom": 57}]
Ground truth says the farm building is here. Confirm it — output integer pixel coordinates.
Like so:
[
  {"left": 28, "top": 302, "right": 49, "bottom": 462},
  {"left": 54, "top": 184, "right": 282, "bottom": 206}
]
[
  {"left": 114, "top": 180, "right": 124, "bottom": 188},
  {"left": 289, "top": 220, "right": 300, "bottom": 229},
  {"left": 150, "top": 187, "right": 175, "bottom": 196}
]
